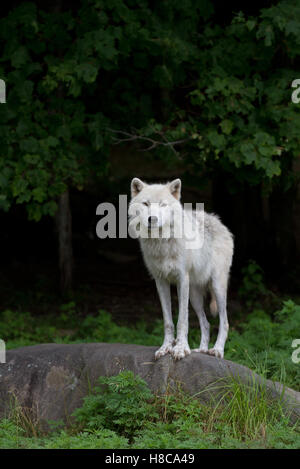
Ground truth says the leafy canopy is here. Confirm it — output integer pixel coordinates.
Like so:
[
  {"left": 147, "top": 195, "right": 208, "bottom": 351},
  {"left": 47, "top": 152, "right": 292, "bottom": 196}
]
[{"left": 0, "top": 0, "right": 300, "bottom": 220}]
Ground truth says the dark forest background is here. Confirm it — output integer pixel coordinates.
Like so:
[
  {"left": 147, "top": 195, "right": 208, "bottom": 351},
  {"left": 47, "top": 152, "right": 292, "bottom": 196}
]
[{"left": 0, "top": 0, "right": 299, "bottom": 323}]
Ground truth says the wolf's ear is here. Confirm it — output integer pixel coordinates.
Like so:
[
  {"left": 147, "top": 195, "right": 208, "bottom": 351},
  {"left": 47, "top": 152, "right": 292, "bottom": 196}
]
[
  {"left": 131, "top": 178, "right": 145, "bottom": 198},
  {"left": 169, "top": 179, "right": 181, "bottom": 200}
]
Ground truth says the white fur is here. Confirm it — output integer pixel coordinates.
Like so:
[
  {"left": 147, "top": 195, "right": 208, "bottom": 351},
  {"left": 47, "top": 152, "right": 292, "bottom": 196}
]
[{"left": 129, "top": 178, "right": 234, "bottom": 360}]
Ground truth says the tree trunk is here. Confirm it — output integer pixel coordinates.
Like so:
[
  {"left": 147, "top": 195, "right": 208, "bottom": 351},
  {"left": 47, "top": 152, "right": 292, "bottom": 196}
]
[
  {"left": 55, "top": 190, "right": 73, "bottom": 293},
  {"left": 52, "top": 1, "right": 73, "bottom": 293}
]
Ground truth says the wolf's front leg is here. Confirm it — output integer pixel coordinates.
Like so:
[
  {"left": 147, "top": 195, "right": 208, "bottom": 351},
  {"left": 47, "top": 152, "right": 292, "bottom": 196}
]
[
  {"left": 173, "top": 273, "right": 191, "bottom": 360},
  {"left": 155, "top": 278, "right": 174, "bottom": 359}
]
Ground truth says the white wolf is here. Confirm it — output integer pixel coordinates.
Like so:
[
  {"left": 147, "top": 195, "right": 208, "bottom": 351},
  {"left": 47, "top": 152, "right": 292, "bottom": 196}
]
[{"left": 128, "top": 178, "right": 234, "bottom": 360}]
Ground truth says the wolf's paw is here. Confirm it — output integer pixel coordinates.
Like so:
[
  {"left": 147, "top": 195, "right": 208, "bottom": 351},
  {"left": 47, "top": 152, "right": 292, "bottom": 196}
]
[
  {"left": 171, "top": 342, "right": 191, "bottom": 360},
  {"left": 155, "top": 343, "right": 173, "bottom": 360},
  {"left": 207, "top": 348, "right": 224, "bottom": 359},
  {"left": 193, "top": 347, "right": 208, "bottom": 354}
]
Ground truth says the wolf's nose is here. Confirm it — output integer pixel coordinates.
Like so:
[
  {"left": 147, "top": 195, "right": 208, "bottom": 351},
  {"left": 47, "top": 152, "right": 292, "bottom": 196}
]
[{"left": 148, "top": 216, "right": 158, "bottom": 225}]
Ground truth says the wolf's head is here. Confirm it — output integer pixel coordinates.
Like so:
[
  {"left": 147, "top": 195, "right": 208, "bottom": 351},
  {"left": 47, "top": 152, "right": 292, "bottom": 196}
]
[{"left": 128, "top": 178, "right": 182, "bottom": 236}]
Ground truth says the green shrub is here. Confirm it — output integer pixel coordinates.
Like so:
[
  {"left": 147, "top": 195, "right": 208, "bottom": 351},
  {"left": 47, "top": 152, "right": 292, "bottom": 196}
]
[
  {"left": 73, "top": 371, "right": 158, "bottom": 440},
  {"left": 226, "top": 300, "right": 300, "bottom": 389}
]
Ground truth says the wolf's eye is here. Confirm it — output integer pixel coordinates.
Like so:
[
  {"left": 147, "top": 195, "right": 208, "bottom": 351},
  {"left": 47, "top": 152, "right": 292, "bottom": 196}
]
[
  {"left": 143, "top": 201, "right": 149, "bottom": 207},
  {"left": 160, "top": 201, "right": 167, "bottom": 207}
]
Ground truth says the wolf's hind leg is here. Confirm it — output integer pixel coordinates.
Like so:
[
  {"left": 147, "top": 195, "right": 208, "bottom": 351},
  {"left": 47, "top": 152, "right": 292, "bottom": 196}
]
[
  {"left": 155, "top": 278, "right": 174, "bottom": 359},
  {"left": 207, "top": 274, "right": 229, "bottom": 359},
  {"left": 190, "top": 285, "right": 210, "bottom": 353}
]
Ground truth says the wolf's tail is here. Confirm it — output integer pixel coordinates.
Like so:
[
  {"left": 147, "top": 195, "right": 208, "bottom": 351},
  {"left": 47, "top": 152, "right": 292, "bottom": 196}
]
[{"left": 209, "top": 291, "right": 218, "bottom": 317}]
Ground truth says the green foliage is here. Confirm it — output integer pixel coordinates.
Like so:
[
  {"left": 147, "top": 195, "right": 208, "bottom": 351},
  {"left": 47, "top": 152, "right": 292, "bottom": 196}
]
[
  {"left": 58, "top": 301, "right": 77, "bottom": 326},
  {"left": 0, "top": 0, "right": 213, "bottom": 218},
  {"left": 0, "top": 306, "right": 164, "bottom": 349},
  {"left": 1, "top": 0, "right": 299, "bottom": 219},
  {"left": 41, "top": 429, "right": 128, "bottom": 449},
  {"left": 210, "top": 375, "right": 285, "bottom": 440},
  {"left": 226, "top": 300, "right": 300, "bottom": 388},
  {"left": 73, "top": 371, "right": 158, "bottom": 440},
  {"left": 130, "top": 0, "right": 300, "bottom": 191},
  {"left": 0, "top": 419, "right": 128, "bottom": 449},
  {"left": 77, "top": 309, "right": 164, "bottom": 345},
  {"left": 133, "top": 377, "right": 296, "bottom": 449},
  {"left": 0, "top": 1, "right": 112, "bottom": 219},
  {"left": 0, "top": 419, "right": 27, "bottom": 449},
  {"left": 0, "top": 309, "right": 58, "bottom": 348},
  {"left": 238, "top": 260, "right": 275, "bottom": 308}
]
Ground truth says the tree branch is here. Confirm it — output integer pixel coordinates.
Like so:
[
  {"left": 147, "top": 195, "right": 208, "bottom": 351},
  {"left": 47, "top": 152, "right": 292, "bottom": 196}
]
[{"left": 107, "top": 128, "right": 190, "bottom": 154}]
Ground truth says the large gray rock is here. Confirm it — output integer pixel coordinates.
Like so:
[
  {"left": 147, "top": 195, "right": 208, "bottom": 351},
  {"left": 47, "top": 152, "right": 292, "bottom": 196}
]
[{"left": 0, "top": 343, "right": 299, "bottom": 427}]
